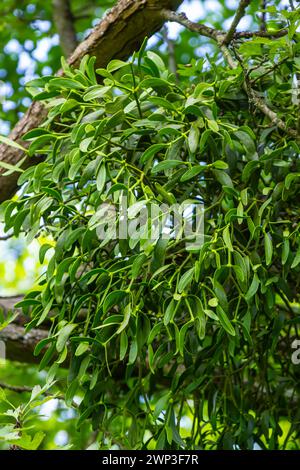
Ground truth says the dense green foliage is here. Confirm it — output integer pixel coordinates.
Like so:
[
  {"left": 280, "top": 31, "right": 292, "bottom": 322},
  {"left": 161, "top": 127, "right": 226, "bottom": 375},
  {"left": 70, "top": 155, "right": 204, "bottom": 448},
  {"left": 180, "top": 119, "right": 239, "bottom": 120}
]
[{"left": 1, "top": 0, "right": 300, "bottom": 451}]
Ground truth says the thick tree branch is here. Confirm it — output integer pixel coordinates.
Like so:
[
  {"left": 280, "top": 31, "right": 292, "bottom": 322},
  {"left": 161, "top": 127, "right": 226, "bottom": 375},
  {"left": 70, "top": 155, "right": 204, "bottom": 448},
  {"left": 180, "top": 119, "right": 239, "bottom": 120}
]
[
  {"left": 223, "top": 0, "right": 251, "bottom": 45},
  {"left": 52, "top": 0, "right": 78, "bottom": 56},
  {"left": 0, "top": 0, "right": 183, "bottom": 204},
  {"left": 0, "top": 296, "right": 24, "bottom": 315},
  {"left": 0, "top": 323, "right": 47, "bottom": 364}
]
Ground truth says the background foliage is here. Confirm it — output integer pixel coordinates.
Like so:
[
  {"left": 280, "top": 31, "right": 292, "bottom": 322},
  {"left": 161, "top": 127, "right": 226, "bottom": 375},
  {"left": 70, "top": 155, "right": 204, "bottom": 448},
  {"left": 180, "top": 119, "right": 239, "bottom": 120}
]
[{"left": 0, "top": 0, "right": 300, "bottom": 450}]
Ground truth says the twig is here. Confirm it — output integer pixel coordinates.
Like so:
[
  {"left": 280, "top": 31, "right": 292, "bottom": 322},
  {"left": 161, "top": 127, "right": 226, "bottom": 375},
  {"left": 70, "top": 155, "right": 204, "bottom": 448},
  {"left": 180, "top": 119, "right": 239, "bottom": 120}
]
[
  {"left": 234, "top": 29, "right": 287, "bottom": 39},
  {"left": 223, "top": 0, "right": 251, "bottom": 45},
  {"left": 161, "top": 8, "right": 298, "bottom": 139},
  {"left": 0, "top": 234, "right": 13, "bottom": 241},
  {"left": 0, "top": 382, "right": 32, "bottom": 393},
  {"left": 0, "top": 382, "right": 78, "bottom": 408},
  {"left": 161, "top": 9, "right": 218, "bottom": 40},
  {"left": 231, "top": 47, "right": 298, "bottom": 138},
  {"left": 250, "top": 57, "right": 289, "bottom": 85}
]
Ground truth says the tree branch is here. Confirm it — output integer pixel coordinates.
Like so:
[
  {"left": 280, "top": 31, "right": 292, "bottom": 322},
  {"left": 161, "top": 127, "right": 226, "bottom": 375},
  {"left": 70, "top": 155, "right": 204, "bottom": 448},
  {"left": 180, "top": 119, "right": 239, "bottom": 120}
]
[
  {"left": 0, "top": 0, "right": 183, "bottom": 204},
  {"left": 0, "top": 323, "right": 47, "bottom": 364},
  {"left": 161, "top": 8, "right": 298, "bottom": 139},
  {"left": 0, "top": 382, "right": 34, "bottom": 393},
  {"left": 161, "top": 9, "right": 218, "bottom": 39},
  {"left": 223, "top": 0, "right": 251, "bottom": 45},
  {"left": 52, "top": 0, "right": 78, "bottom": 56},
  {"left": 0, "top": 296, "right": 24, "bottom": 316},
  {"left": 234, "top": 29, "right": 288, "bottom": 39},
  {"left": 229, "top": 46, "right": 298, "bottom": 138}
]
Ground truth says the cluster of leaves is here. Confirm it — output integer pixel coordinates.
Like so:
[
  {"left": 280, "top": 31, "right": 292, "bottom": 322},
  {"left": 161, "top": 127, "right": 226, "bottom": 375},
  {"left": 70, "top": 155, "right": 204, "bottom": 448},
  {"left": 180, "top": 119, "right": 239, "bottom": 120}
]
[
  {"left": 0, "top": 361, "right": 93, "bottom": 450},
  {"left": 1, "top": 25, "right": 300, "bottom": 449}
]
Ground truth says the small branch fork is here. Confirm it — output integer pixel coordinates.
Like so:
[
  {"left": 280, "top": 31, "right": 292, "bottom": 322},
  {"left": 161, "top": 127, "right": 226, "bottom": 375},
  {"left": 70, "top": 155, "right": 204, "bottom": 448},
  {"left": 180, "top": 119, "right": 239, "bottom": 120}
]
[
  {"left": 223, "top": 0, "right": 251, "bottom": 45},
  {"left": 161, "top": 4, "right": 298, "bottom": 139}
]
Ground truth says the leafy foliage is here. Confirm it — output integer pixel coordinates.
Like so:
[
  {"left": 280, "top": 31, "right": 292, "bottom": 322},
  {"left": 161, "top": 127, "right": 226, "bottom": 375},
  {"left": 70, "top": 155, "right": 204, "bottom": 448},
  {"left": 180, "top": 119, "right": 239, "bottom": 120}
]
[
  {"left": 1, "top": 19, "right": 300, "bottom": 448},
  {"left": 1, "top": 0, "right": 300, "bottom": 451}
]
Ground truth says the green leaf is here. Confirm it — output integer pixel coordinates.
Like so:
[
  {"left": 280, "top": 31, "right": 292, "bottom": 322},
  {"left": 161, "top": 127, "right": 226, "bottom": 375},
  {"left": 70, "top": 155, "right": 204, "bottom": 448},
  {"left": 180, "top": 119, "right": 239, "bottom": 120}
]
[
  {"left": 49, "top": 78, "right": 85, "bottom": 90},
  {"left": 140, "top": 144, "right": 166, "bottom": 164},
  {"left": 282, "top": 238, "right": 290, "bottom": 265},
  {"left": 245, "top": 273, "right": 260, "bottom": 302},
  {"left": 212, "top": 169, "right": 233, "bottom": 187},
  {"left": 132, "top": 253, "right": 147, "bottom": 279},
  {"left": 96, "top": 163, "right": 106, "bottom": 192},
  {"left": 83, "top": 85, "right": 110, "bottom": 101},
  {"left": 0, "top": 135, "right": 27, "bottom": 151},
  {"left": 152, "top": 160, "right": 184, "bottom": 174},
  {"left": 107, "top": 59, "right": 128, "bottom": 73},
  {"left": 178, "top": 267, "right": 195, "bottom": 293},
  {"left": 216, "top": 305, "right": 235, "bottom": 336},
  {"left": 140, "top": 77, "right": 172, "bottom": 89},
  {"left": 56, "top": 323, "right": 77, "bottom": 352},
  {"left": 116, "top": 304, "right": 131, "bottom": 334},
  {"left": 103, "top": 290, "right": 128, "bottom": 314},
  {"left": 291, "top": 244, "right": 300, "bottom": 269},
  {"left": 119, "top": 331, "right": 128, "bottom": 360},
  {"left": 242, "top": 161, "right": 260, "bottom": 182},
  {"left": 8, "top": 432, "right": 45, "bottom": 450},
  {"left": 264, "top": 232, "right": 273, "bottom": 266},
  {"left": 285, "top": 173, "right": 300, "bottom": 190},
  {"left": 223, "top": 225, "right": 233, "bottom": 252},
  {"left": 164, "top": 298, "right": 176, "bottom": 326},
  {"left": 212, "top": 160, "right": 228, "bottom": 170},
  {"left": 180, "top": 165, "right": 204, "bottom": 182},
  {"left": 188, "top": 125, "right": 200, "bottom": 153}
]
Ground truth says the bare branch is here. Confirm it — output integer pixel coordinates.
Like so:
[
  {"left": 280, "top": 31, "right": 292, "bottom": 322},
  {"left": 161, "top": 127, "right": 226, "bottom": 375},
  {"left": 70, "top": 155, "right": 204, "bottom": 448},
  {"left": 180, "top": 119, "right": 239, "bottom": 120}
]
[
  {"left": 223, "top": 0, "right": 251, "bottom": 45},
  {"left": 234, "top": 29, "right": 288, "bottom": 39},
  {"left": 0, "top": 234, "right": 13, "bottom": 241},
  {"left": 0, "top": 382, "right": 33, "bottom": 393},
  {"left": 161, "top": 9, "right": 218, "bottom": 40}
]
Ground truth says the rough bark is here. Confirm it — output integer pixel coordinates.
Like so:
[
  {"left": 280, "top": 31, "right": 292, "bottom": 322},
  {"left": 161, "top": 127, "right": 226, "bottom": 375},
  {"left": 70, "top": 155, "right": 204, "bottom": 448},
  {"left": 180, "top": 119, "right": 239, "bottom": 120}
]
[
  {"left": 0, "top": 296, "right": 45, "bottom": 363},
  {"left": 0, "top": 0, "right": 183, "bottom": 203},
  {"left": 0, "top": 323, "right": 47, "bottom": 364},
  {"left": 52, "top": 0, "right": 78, "bottom": 56}
]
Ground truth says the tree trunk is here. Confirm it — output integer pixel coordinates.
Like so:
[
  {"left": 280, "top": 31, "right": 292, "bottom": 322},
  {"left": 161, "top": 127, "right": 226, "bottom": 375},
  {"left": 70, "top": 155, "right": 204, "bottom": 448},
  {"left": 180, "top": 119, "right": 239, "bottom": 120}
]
[{"left": 52, "top": 0, "right": 78, "bottom": 56}]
